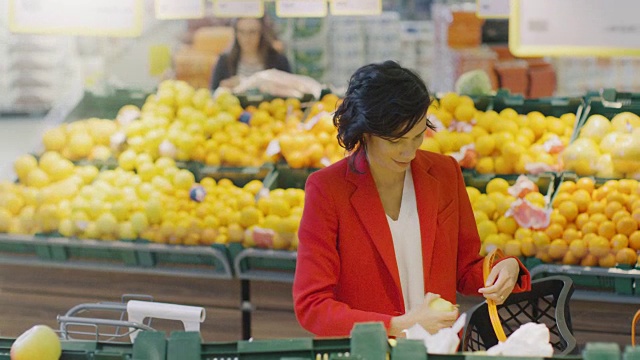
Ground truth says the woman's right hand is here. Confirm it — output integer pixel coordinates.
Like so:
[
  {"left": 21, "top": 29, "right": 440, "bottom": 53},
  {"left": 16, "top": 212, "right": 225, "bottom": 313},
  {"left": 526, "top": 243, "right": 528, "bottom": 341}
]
[{"left": 390, "top": 292, "right": 459, "bottom": 336}]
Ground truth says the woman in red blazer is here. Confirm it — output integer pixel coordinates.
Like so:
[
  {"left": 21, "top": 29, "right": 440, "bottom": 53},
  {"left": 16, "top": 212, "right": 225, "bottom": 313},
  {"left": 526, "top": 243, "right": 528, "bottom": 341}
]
[{"left": 292, "top": 61, "right": 531, "bottom": 338}]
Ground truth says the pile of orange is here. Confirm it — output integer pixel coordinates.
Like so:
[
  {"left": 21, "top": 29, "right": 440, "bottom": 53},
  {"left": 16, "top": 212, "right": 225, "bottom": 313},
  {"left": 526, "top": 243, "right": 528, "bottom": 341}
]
[{"left": 530, "top": 178, "right": 640, "bottom": 267}]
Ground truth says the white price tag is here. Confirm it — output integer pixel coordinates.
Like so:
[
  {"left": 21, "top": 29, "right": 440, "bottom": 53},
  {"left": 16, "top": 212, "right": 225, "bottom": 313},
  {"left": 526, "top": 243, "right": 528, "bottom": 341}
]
[
  {"left": 510, "top": 0, "right": 640, "bottom": 56},
  {"left": 9, "top": 0, "right": 143, "bottom": 37},
  {"left": 265, "top": 139, "right": 282, "bottom": 156},
  {"left": 212, "top": 0, "right": 264, "bottom": 18},
  {"left": 476, "top": 0, "right": 509, "bottom": 19},
  {"left": 155, "top": 0, "right": 205, "bottom": 19},
  {"left": 276, "top": 0, "right": 327, "bottom": 18},
  {"left": 330, "top": 0, "right": 381, "bottom": 16}
]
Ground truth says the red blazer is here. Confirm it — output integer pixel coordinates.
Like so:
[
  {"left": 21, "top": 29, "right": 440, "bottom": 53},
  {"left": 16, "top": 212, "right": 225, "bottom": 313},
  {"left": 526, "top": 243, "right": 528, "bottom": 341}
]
[{"left": 293, "top": 150, "right": 531, "bottom": 337}]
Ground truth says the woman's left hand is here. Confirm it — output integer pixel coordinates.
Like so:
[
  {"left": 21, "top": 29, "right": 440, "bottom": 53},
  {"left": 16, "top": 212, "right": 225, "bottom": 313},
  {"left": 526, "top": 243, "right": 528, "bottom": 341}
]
[{"left": 477, "top": 257, "right": 520, "bottom": 305}]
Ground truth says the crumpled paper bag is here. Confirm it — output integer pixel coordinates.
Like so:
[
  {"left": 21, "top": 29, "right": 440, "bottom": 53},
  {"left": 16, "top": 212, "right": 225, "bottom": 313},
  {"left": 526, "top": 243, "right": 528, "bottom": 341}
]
[
  {"left": 405, "top": 313, "right": 467, "bottom": 354},
  {"left": 486, "top": 322, "right": 553, "bottom": 357}
]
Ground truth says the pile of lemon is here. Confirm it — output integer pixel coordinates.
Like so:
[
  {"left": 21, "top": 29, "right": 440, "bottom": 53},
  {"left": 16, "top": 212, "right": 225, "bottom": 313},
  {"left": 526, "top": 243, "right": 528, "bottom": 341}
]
[
  {"left": 467, "top": 177, "right": 548, "bottom": 257},
  {"left": 423, "top": 92, "right": 577, "bottom": 175}
]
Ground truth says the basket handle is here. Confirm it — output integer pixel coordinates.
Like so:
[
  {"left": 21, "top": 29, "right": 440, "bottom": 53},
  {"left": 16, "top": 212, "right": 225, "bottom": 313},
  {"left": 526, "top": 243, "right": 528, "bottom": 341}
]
[
  {"left": 483, "top": 248, "right": 508, "bottom": 342},
  {"left": 632, "top": 309, "right": 640, "bottom": 346}
]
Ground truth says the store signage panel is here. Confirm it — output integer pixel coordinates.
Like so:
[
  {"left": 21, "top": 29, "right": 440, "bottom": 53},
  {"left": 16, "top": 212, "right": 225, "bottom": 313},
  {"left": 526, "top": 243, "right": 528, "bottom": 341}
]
[
  {"left": 330, "top": 0, "right": 381, "bottom": 16},
  {"left": 476, "top": 0, "right": 509, "bottom": 19},
  {"left": 213, "top": 0, "right": 264, "bottom": 18},
  {"left": 9, "top": 0, "right": 143, "bottom": 37},
  {"left": 156, "top": 0, "right": 205, "bottom": 19},
  {"left": 276, "top": 0, "right": 327, "bottom": 18},
  {"left": 510, "top": 0, "right": 640, "bottom": 56}
]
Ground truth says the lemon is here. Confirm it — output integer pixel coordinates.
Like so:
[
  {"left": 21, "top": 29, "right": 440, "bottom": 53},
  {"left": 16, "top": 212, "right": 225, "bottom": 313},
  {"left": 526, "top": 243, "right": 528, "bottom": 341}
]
[
  {"left": 475, "top": 157, "right": 494, "bottom": 175},
  {"left": 477, "top": 220, "right": 499, "bottom": 241},
  {"left": 486, "top": 178, "right": 509, "bottom": 196},
  {"left": 466, "top": 187, "right": 482, "bottom": 204},
  {"left": 525, "top": 192, "right": 547, "bottom": 208}
]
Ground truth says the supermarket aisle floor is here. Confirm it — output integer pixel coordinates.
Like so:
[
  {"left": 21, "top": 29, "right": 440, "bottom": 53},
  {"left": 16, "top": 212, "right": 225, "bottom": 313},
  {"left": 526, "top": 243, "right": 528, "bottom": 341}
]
[{"left": 0, "top": 115, "right": 46, "bottom": 181}]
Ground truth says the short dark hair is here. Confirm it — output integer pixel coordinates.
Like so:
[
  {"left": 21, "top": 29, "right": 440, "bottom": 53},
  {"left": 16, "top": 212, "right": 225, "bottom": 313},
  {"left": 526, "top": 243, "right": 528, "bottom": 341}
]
[{"left": 333, "top": 61, "right": 435, "bottom": 168}]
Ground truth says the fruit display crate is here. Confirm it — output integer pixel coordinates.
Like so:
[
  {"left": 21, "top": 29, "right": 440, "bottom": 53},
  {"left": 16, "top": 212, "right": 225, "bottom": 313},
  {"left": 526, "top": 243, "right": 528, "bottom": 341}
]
[
  {"left": 578, "top": 94, "right": 640, "bottom": 131},
  {"left": 269, "top": 163, "right": 320, "bottom": 190},
  {"left": 198, "top": 164, "right": 274, "bottom": 186},
  {"left": 63, "top": 89, "right": 148, "bottom": 123},
  {"left": 490, "top": 93, "right": 586, "bottom": 142},
  {"left": 228, "top": 242, "right": 296, "bottom": 282},
  {"left": 0, "top": 235, "right": 233, "bottom": 279},
  {"left": 462, "top": 171, "right": 557, "bottom": 198}
]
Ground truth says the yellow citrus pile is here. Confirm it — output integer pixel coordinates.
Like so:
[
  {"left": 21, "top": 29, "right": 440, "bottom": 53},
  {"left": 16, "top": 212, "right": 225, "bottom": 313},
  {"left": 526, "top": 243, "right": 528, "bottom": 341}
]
[
  {"left": 1, "top": 152, "right": 99, "bottom": 234},
  {"left": 563, "top": 112, "right": 640, "bottom": 178},
  {"left": 422, "top": 92, "right": 578, "bottom": 175},
  {"left": 468, "top": 177, "right": 548, "bottom": 257},
  {"left": 42, "top": 118, "right": 119, "bottom": 161},
  {"left": 276, "top": 93, "right": 345, "bottom": 169},
  {"left": 530, "top": 178, "right": 640, "bottom": 267}
]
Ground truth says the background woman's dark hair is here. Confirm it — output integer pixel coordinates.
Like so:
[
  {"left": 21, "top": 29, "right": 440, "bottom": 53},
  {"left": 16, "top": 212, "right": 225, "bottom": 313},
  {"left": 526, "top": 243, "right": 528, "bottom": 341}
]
[
  {"left": 333, "top": 61, "right": 435, "bottom": 168},
  {"left": 227, "top": 17, "right": 280, "bottom": 76}
]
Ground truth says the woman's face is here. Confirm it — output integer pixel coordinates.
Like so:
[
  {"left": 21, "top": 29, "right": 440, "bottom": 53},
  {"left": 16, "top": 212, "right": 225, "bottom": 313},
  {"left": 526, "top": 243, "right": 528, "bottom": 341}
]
[
  {"left": 365, "top": 117, "right": 428, "bottom": 173},
  {"left": 235, "top": 18, "right": 262, "bottom": 52}
]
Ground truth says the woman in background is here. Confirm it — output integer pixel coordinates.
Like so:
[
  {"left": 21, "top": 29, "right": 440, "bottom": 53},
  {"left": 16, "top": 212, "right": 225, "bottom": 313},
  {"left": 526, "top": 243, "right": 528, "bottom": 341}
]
[{"left": 210, "top": 17, "right": 291, "bottom": 90}]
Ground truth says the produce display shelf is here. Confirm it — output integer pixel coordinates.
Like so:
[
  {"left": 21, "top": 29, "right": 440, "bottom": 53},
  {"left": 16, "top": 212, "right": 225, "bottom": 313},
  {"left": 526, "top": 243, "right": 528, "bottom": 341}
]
[
  {"left": 526, "top": 259, "right": 640, "bottom": 303},
  {"left": 63, "top": 89, "right": 147, "bottom": 123},
  {"left": 270, "top": 164, "right": 320, "bottom": 190},
  {"left": 230, "top": 244, "right": 297, "bottom": 282},
  {"left": 0, "top": 235, "right": 233, "bottom": 280},
  {"left": 199, "top": 164, "right": 274, "bottom": 186}
]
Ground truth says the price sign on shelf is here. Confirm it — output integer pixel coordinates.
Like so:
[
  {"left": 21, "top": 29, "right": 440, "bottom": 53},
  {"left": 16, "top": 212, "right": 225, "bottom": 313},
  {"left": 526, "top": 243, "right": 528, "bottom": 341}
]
[
  {"left": 155, "top": 0, "right": 205, "bottom": 19},
  {"left": 9, "top": 0, "right": 142, "bottom": 37},
  {"left": 330, "top": 0, "right": 381, "bottom": 16},
  {"left": 212, "top": 0, "right": 264, "bottom": 18},
  {"left": 510, "top": 0, "right": 640, "bottom": 56},
  {"left": 276, "top": 0, "right": 327, "bottom": 18},
  {"left": 476, "top": 0, "right": 509, "bottom": 19}
]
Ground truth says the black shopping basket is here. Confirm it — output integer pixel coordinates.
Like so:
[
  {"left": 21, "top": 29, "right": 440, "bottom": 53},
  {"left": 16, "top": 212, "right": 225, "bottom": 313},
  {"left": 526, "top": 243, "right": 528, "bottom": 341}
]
[{"left": 461, "top": 274, "right": 577, "bottom": 355}]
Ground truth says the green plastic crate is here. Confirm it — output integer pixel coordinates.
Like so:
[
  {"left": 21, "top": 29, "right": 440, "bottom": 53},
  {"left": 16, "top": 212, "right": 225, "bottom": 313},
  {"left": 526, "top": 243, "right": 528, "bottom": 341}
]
[
  {"left": 577, "top": 97, "right": 640, "bottom": 135},
  {"left": 46, "top": 237, "right": 138, "bottom": 266},
  {"left": 135, "top": 241, "right": 233, "bottom": 279},
  {"left": 267, "top": 165, "right": 320, "bottom": 190},
  {"left": 198, "top": 164, "right": 273, "bottom": 186},
  {"left": 0, "top": 233, "right": 51, "bottom": 260},
  {"left": 228, "top": 242, "right": 296, "bottom": 275},
  {"left": 462, "top": 172, "right": 556, "bottom": 199},
  {"left": 64, "top": 89, "right": 148, "bottom": 123}
]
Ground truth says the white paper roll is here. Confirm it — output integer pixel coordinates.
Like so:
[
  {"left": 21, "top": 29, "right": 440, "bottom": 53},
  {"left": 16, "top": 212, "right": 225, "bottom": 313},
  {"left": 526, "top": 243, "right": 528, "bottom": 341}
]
[{"left": 127, "top": 300, "right": 206, "bottom": 341}]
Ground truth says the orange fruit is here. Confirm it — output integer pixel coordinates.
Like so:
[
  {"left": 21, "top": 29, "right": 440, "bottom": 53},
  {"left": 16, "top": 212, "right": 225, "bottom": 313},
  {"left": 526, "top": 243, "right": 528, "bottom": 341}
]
[
  {"left": 548, "top": 239, "right": 569, "bottom": 260},
  {"left": 580, "top": 221, "right": 599, "bottom": 236},
  {"left": 514, "top": 227, "right": 533, "bottom": 240},
  {"left": 572, "top": 189, "right": 592, "bottom": 213},
  {"left": 581, "top": 253, "right": 599, "bottom": 267},
  {"left": 536, "top": 250, "right": 553, "bottom": 264},
  {"left": 496, "top": 216, "right": 518, "bottom": 235},
  {"left": 550, "top": 211, "right": 568, "bottom": 228},
  {"left": 558, "top": 201, "right": 579, "bottom": 222},
  {"left": 569, "top": 239, "right": 589, "bottom": 258},
  {"left": 576, "top": 177, "right": 596, "bottom": 194},
  {"left": 532, "top": 231, "right": 551, "bottom": 252},
  {"left": 628, "top": 196, "right": 640, "bottom": 213},
  {"left": 552, "top": 192, "right": 572, "bottom": 207},
  {"left": 589, "top": 235, "right": 611, "bottom": 258},
  {"left": 590, "top": 213, "right": 608, "bottom": 225},
  {"left": 587, "top": 201, "right": 606, "bottom": 215},
  {"left": 558, "top": 181, "right": 576, "bottom": 194},
  {"left": 612, "top": 210, "right": 632, "bottom": 224},
  {"left": 618, "top": 179, "right": 639, "bottom": 195},
  {"left": 632, "top": 199, "right": 640, "bottom": 212},
  {"left": 574, "top": 213, "right": 590, "bottom": 229},
  {"left": 562, "top": 251, "right": 580, "bottom": 265},
  {"left": 566, "top": 223, "right": 578, "bottom": 231},
  {"left": 604, "top": 180, "right": 620, "bottom": 191},
  {"left": 504, "top": 239, "right": 522, "bottom": 257},
  {"left": 521, "top": 237, "right": 536, "bottom": 257},
  {"left": 610, "top": 234, "right": 629, "bottom": 251},
  {"left": 562, "top": 228, "right": 582, "bottom": 242},
  {"left": 607, "top": 191, "right": 629, "bottom": 206},
  {"left": 629, "top": 231, "right": 640, "bottom": 251},
  {"left": 598, "top": 253, "right": 617, "bottom": 268},
  {"left": 605, "top": 201, "right": 624, "bottom": 220},
  {"left": 617, "top": 217, "right": 638, "bottom": 237},
  {"left": 598, "top": 220, "right": 616, "bottom": 240},
  {"left": 616, "top": 248, "right": 638, "bottom": 266},
  {"left": 545, "top": 223, "right": 564, "bottom": 240},
  {"left": 631, "top": 208, "right": 640, "bottom": 224}
]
